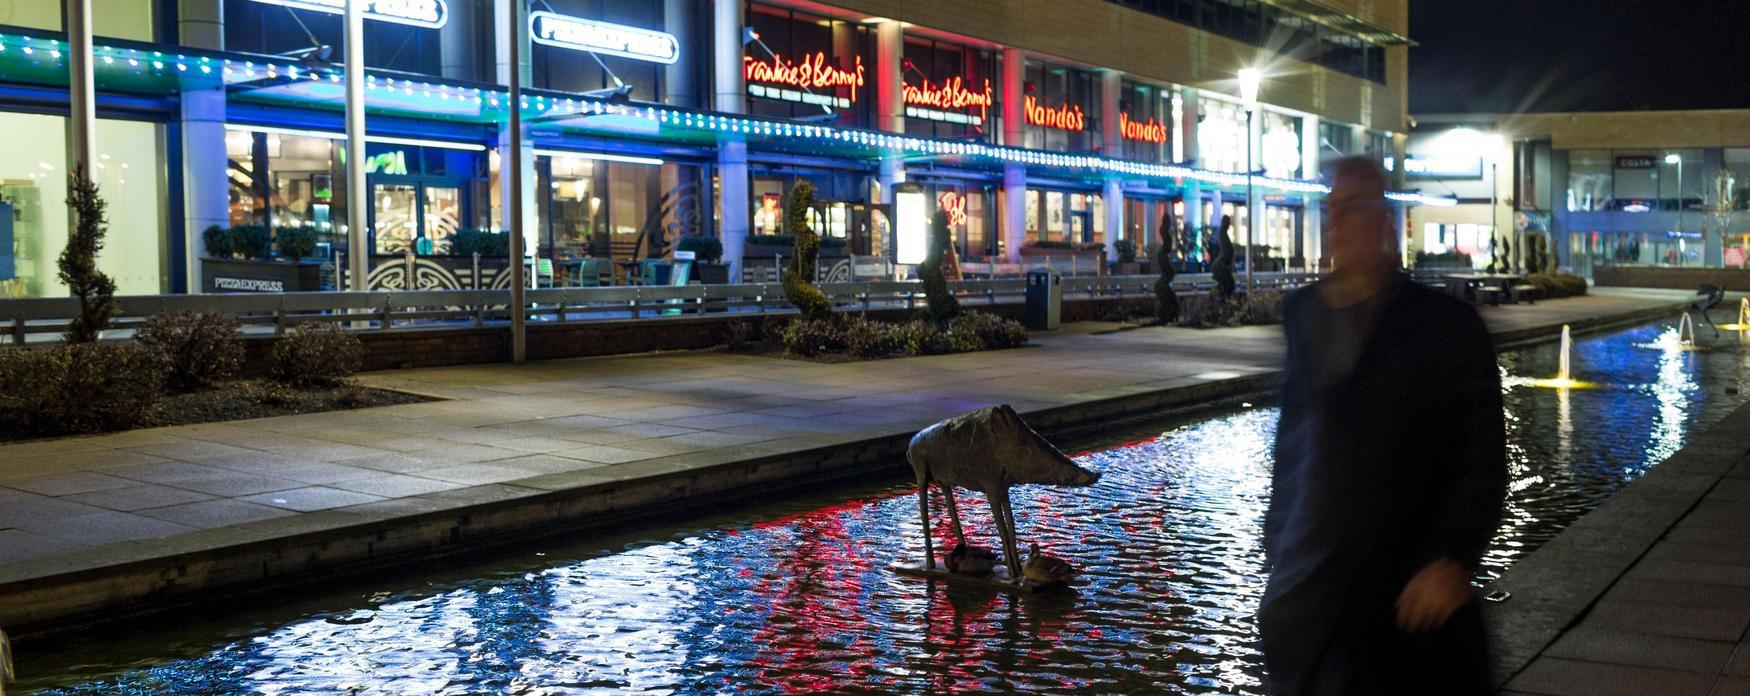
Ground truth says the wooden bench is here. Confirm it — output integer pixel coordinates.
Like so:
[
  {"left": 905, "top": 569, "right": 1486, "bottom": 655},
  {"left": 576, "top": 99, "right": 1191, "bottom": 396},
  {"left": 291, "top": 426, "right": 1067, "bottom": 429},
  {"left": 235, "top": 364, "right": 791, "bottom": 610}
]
[{"left": 1511, "top": 284, "right": 1540, "bottom": 304}]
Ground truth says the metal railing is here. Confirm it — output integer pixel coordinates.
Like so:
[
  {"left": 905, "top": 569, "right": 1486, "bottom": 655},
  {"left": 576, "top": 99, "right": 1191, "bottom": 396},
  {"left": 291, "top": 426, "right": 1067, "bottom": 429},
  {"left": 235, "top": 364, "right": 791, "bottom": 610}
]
[{"left": 1, "top": 272, "right": 1329, "bottom": 344}]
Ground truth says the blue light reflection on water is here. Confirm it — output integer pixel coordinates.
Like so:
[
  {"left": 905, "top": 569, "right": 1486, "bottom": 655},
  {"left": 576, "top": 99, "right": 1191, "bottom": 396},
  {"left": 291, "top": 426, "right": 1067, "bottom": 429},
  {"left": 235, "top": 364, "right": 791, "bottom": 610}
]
[{"left": 21, "top": 321, "right": 1750, "bottom": 694}]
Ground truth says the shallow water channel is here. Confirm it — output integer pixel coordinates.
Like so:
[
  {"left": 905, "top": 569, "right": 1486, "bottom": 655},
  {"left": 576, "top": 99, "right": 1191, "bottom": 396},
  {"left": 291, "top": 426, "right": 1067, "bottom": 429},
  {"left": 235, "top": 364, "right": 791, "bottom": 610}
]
[{"left": 19, "top": 320, "right": 1750, "bottom": 694}]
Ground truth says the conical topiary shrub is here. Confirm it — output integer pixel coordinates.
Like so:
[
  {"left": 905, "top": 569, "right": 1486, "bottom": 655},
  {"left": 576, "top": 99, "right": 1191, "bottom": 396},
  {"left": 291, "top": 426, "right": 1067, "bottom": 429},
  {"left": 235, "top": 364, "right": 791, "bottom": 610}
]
[
  {"left": 1154, "top": 205, "right": 1180, "bottom": 323},
  {"left": 781, "top": 180, "right": 831, "bottom": 322},
  {"left": 1212, "top": 214, "right": 1236, "bottom": 300},
  {"left": 920, "top": 210, "right": 961, "bottom": 322},
  {"left": 60, "top": 164, "right": 119, "bottom": 343}
]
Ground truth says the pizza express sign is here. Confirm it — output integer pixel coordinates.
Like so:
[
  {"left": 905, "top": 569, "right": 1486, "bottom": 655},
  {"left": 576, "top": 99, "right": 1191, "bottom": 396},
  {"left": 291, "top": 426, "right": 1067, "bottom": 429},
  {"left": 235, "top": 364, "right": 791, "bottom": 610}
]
[
  {"left": 529, "top": 11, "right": 680, "bottom": 64},
  {"left": 250, "top": 0, "right": 448, "bottom": 29}
]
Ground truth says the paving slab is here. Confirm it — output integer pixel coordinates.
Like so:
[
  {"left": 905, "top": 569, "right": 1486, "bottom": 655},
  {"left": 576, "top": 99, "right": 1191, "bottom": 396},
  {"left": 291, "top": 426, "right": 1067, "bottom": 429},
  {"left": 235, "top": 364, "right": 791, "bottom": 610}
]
[{"left": 0, "top": 288, "right": 1696, "bottom": 636}]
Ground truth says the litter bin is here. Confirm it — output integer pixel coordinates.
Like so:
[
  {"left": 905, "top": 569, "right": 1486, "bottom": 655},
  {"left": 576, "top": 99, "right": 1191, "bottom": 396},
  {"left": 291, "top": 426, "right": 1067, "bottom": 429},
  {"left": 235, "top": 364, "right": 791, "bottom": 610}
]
[{"left": 1025, "top": 268, "right": 1062, "bottom": 330}]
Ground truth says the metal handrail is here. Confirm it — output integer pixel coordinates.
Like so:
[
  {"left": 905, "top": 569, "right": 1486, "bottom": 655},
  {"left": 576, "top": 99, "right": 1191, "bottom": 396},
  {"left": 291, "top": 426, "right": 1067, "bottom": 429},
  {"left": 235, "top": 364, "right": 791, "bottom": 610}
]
[{"left": 1, "top": 272, "right": 1327, "bottom": 344}]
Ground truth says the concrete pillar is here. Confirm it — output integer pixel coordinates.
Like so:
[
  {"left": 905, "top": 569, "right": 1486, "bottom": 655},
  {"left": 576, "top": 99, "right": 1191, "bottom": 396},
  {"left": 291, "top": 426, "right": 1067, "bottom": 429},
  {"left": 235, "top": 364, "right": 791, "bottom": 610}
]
[
  {"left": 1179, "top": 87, "right": 1199, "bottom": 167},
  {"left": 180, "top": 90, "right": 228, "bottom": 293},
  {"left": 663, "top": 0, "right": 700, "bottom": 108},
  {"left": 179, "top": 0, "right": 225, "bottom": 293},
  {"left": 496, "top": 0, "right": 535, "bottom": 251},
  {"left": 439, "top": 0, "right": 475, "bottom": 81},
  {"left": 1001, "top": 48, "right": 1027, "bottom": 263},
  {"left": 1301, "top": 114, "right": 1319, "bottom": 271},
  {"left": 1003, "top": 164, "right": 1026, "bottom": 263},
  {"left": 712, "top": 0, "right": 749, "bottom": 277},
  {"left": 718, "top": 139, "right": 750, "bottom": 276},
  {"left": 1246, "top": 107, "right": 1262, "bottom": 288},
  {"left": 1001, "top": 47, "right": 1026, "bottom": 147},
  {"left": 1183, "top": 181, "right": 1203, "bottom": 259},
  {"left": 875, "top": 21, "right": 904, "bottom": 133},
  {"left": 874, "top": 21, "right": 904, "bottom": 205},
  {"left": 1304, "top": 192, "right": 1322, "bottom": 271},
  {"left": 713, "top": 0, "right": 744, "bottom": 114},
  {"left": 178, "top": 0, "right": 223, "bottom": 48},
  {"left": 1099, "top": 70, "right": 1122, "bottom": 264}
]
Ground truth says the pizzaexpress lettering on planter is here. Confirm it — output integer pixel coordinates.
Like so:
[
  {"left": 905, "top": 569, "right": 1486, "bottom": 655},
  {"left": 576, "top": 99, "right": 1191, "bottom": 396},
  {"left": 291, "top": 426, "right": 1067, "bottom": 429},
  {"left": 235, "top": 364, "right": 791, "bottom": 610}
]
[{"left": 213, "top": 277, "right": 286, "bottom": 293}]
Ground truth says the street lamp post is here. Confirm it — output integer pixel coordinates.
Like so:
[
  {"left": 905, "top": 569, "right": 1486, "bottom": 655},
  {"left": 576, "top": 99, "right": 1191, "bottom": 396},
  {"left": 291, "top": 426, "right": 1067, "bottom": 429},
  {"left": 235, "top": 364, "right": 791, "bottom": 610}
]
[
  {"left": 1666, "top": 153, "right": 1685, "bottom": 232},
  {"left": 1239, "top": 68, "right": 1261, "bottom": 297}
]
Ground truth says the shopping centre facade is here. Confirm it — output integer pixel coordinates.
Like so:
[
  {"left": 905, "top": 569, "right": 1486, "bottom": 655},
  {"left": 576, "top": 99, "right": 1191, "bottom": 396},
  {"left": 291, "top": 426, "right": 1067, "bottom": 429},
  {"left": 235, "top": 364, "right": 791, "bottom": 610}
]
[
  {"left": 0, "top": 0, "right": 1434, "bottom": 297},
  {"left": 1406, "top": 109, "right": 1750, "bottom": 277}
]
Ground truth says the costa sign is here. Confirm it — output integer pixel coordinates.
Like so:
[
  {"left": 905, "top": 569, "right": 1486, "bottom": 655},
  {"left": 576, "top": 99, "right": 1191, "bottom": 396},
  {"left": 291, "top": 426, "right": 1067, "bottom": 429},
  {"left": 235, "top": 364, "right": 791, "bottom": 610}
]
[
  {"left": 248, "top": 0, "right": 447, "bottom": 29},
  {"left": 529, "top": 12, "right": 679, "bottom": 64},
  {"left": 904, "top": 76, "right": 993, "bottom": 117},
  {"left": 744, "top": 52, "right": 866, "bottom": 102},
  {"left": 1119, "top": 112, "right": 1167, "bottom": 144},
  {"left": 1024, "top": 95, "right": 1085, "bottom": 132}
]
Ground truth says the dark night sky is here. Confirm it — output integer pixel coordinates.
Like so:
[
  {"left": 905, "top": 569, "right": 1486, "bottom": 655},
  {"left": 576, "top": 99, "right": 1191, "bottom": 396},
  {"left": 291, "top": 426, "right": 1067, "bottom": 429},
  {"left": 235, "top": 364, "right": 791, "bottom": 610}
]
[{"left": 1409, "top": 1, "right": 1750, "bottom": 114}]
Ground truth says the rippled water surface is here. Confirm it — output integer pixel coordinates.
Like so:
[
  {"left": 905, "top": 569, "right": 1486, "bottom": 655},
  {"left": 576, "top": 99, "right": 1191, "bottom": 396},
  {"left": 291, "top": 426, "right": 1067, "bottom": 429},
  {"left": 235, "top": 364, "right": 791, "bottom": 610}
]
[{"left": 19, "top": 321, "right": 1750, "bottom": 694}]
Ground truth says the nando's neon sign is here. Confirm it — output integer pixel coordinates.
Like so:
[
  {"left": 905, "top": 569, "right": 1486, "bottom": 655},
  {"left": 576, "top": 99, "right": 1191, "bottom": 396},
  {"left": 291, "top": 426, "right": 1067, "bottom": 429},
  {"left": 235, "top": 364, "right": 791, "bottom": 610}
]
[
  {"left": 1120, "top": 112, "right": 1167, "bottom": 144},
  {"left": 1024, "top": 95, "right": 1085, "bottom": 132},
  {"left": 744, "top": 52, "right": 866, "bottom": 102},
  {"left": 904, "top": 76, "right": 993, "bottom": 117}
]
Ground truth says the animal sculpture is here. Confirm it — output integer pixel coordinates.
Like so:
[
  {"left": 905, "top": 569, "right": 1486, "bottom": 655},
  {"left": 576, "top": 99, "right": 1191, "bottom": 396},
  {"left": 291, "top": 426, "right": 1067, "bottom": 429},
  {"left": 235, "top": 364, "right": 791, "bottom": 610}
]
[{"left": 907, "top": 405, "right": 1100, "bottom": 584}]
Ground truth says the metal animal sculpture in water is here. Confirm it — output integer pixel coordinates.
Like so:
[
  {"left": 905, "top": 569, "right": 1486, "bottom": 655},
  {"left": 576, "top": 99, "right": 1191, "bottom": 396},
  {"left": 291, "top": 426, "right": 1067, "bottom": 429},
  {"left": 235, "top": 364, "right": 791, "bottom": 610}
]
[{"left": 907, "top": 405, "right": 1100, "bottom": 584}]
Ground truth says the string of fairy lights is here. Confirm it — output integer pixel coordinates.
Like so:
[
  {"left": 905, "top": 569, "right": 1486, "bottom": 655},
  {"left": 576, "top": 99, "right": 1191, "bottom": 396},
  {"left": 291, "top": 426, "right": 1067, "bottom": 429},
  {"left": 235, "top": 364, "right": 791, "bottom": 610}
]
[{"left": 0, "top": 32, "right": 1454, "bottom": 207}]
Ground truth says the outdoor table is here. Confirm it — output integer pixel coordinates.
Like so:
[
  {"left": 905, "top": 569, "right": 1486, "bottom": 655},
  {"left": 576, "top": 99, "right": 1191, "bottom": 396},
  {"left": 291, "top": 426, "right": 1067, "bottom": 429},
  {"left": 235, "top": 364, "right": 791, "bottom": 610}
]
[{"left": 1443, "top": 273, "right": 1522, "bottom": 304}]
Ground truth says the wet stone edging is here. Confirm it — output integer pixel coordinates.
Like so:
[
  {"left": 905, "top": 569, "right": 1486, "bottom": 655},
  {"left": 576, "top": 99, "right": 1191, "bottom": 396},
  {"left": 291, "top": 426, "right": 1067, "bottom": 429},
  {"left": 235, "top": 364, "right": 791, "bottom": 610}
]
[{"left": 1482, "top": 401, "right": 1750, "bottom": 687}]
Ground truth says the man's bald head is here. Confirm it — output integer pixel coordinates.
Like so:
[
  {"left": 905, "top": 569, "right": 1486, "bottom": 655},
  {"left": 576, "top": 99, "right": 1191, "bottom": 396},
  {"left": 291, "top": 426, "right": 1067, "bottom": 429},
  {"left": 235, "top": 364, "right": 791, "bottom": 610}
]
[{"left": 1326, "top": 155, "right": 1397, "bottom": 274}]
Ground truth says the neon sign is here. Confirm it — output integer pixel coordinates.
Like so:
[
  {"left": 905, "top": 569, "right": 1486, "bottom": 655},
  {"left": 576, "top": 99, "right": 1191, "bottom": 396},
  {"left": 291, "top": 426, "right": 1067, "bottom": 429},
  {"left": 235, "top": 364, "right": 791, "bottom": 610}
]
[
  {"left": 1119, "top": 112, "right": 1167, "bottom": 144},
  {"left": 529, "top": 12, "right": 679, "bottom": 64},
  {"left": 744, "top": 53, "right": 865, "bottom": 102},
  {"left": 248, "top": 0, "right": 448, "bottom": 29},
  {"left": 937, "top": 191, "right": 968, "bottom": 229},
  {"left": 1024, "top": 95, "right": 1085, "bottom": 132},
  {"left": 904, "top": 77, "right": 993, "bottom": 118}
]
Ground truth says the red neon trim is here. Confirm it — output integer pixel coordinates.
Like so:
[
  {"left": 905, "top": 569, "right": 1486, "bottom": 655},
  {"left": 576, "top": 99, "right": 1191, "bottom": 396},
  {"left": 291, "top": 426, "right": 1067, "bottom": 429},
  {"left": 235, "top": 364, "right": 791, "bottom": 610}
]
[
  {"left": 1024, "top": 94, "right": 1085, "bottom": 131},
  {"left": 1120, "top": 112, "right": 1168, "bottom": 143},
  {"left": 903, "top": 76, "right": 993, "bottom": 118},
  {"left": 743, "top": 52, "right": 865, "bottom": 101}
]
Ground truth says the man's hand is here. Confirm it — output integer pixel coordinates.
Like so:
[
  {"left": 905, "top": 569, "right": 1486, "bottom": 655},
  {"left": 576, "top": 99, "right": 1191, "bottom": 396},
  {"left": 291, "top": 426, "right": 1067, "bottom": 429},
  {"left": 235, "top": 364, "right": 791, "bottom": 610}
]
[{"left": 1395, "top": 558, "right": 1474, "bottom": 634}]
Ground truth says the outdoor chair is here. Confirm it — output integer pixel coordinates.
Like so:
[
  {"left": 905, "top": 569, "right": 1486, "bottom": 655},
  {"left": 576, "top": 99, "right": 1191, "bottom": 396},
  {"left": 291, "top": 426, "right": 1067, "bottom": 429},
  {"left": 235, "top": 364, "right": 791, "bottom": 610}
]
[
  {"left": 1475, "top": 284, "right": 1504, "bottom": 306},
  {"left": 1511, "top": 283, "right": 1540, "bottom": 304}
]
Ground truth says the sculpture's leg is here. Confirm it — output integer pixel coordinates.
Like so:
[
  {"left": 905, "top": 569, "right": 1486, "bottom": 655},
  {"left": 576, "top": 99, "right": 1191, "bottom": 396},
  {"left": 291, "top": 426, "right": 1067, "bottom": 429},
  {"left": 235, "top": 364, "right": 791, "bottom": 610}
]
[
  {"left": 917, "top": 470, "right": 935, "bottom": 570},
  {"left": 940, "top": 483, "right": 967, "bottom": 546},
  {"left": 992, "top": 488, "right": 1023, "bottom": 584}
]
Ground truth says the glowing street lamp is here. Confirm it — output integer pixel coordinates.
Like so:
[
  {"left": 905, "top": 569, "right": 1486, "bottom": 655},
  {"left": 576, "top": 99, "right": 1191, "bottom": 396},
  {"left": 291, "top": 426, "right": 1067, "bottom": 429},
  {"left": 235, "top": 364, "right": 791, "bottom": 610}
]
[{"left": 1238, "top": 68, "right": 1261, "bottom": 295}]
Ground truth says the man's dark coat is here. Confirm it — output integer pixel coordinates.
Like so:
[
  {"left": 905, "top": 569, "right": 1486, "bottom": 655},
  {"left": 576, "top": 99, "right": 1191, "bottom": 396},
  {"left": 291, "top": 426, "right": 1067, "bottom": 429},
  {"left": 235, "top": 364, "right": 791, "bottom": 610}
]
[{"left": 1261, "top": 275, "right": 1508, "bottom": 695}]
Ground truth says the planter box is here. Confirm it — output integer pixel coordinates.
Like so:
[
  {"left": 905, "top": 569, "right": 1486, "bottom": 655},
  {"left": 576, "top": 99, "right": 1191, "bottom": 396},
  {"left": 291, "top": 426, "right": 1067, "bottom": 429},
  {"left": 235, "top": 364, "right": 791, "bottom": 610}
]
[
  {"left": 694, "top": 262, "right": 731, "bottom": 285},
  {"left": 202, "top": 258, "right": 322, "bottom": 293},
  {"left": 1113, "top": 262, "right": 1141, "bottom": 275}
]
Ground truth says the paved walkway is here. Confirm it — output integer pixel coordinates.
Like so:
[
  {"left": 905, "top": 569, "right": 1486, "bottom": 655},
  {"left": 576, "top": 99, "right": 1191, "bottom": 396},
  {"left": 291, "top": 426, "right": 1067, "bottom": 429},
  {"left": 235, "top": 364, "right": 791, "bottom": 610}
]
[
  {"left": 0, "top": 288, "right": 1690, "bottom": 630},
  {"left": 1494, "top": 405, "right": 1750, "bottom": 696}
]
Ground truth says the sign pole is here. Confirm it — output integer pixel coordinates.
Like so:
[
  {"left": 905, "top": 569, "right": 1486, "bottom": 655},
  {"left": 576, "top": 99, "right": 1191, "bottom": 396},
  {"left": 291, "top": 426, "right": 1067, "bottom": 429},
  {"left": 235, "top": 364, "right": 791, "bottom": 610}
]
[
  {"left": 507, "top": 0, "right": 527, "bottom": 363},
  {"left": 344, "top": 0, "right": 368, "bottom": 292}
]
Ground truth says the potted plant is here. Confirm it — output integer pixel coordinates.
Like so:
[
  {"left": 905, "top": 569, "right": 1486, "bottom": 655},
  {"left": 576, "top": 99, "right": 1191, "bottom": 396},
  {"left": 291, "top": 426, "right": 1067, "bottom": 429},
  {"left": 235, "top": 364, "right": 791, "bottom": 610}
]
[
  {"left": 200, "top": 224, "right": 322, "bottom": 293},
  {"left": 1112, "top": 238, "right": 1140, "bottom": 275},
  {"left": 677, "top": 236, "right": 728, "bottom": 284}
]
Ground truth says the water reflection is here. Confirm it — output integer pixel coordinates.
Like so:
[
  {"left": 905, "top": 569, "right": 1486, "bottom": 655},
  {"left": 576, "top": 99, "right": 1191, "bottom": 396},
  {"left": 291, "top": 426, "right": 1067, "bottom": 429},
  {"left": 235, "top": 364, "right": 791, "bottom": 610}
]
[{"left": 22, "top": 321, "right": 1750, "bottom": 694}]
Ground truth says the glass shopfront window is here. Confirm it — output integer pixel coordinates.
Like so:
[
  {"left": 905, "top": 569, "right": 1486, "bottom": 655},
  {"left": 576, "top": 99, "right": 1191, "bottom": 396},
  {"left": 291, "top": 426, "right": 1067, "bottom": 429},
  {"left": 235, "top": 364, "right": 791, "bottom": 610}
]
[
  {"left": 0, "top": 112, "right": 165, "bottom": 298},
  {"left": 1197, "top": 98, "right": 1246, "bottom": 173},
  {"left": 1023, "top": 62, "right": 1099, "bottom": 153},
  {"left": 902, "top": 37, "right": 998, "bottom": 140},
  {"left": 225, "top": 0, "right": 494, "bottom": 82},
  {"left": 918, "top": 184, "right": 995, "bottom": 259},
  {"left": 1566, "top": 149, "right": 1612, "bottom": 212},
  {"left": 535, "top": 153, "right": 663, "bottom": 279},
  {"left": 1320, "top": 121, "right": 1357, "bottom": 157},
  {"left": 1119, "top": 80, "right": 1175, "bottom": 163},
  {"left": 1025, "top": 189, "right": 1104, "bottom": 245},
  {"left": 744, "top": 4, "right": 873, "bottom": 127},
  {"left": 1261, "top": 111, "right": 1302, "bottom": 180},
  {"left": 3, "top": 0, "right": 156, "bottom": 41}
]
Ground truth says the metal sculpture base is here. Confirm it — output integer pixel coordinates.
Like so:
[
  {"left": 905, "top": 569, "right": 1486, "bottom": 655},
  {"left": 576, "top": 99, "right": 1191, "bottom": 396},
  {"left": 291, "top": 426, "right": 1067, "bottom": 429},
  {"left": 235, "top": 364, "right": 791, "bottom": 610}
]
[{"left": 888, "top": 562, "right": 1069, "bottom": 594}]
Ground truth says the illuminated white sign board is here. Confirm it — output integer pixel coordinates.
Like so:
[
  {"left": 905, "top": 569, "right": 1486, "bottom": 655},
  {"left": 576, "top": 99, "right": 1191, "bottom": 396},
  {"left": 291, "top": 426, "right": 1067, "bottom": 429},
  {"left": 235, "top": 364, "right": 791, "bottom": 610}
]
[
  {"left": 1385, "top": 156, "right": 1484, "bottom": 179},
  {"left": 249, "top": 0, "right": 448, "bottom": 29},
  {"left": 895, "top": 187, "right": 928, "bottom": 265},
  {"left": 529, "top": 11, "right": 680, "bottom": 64}
]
